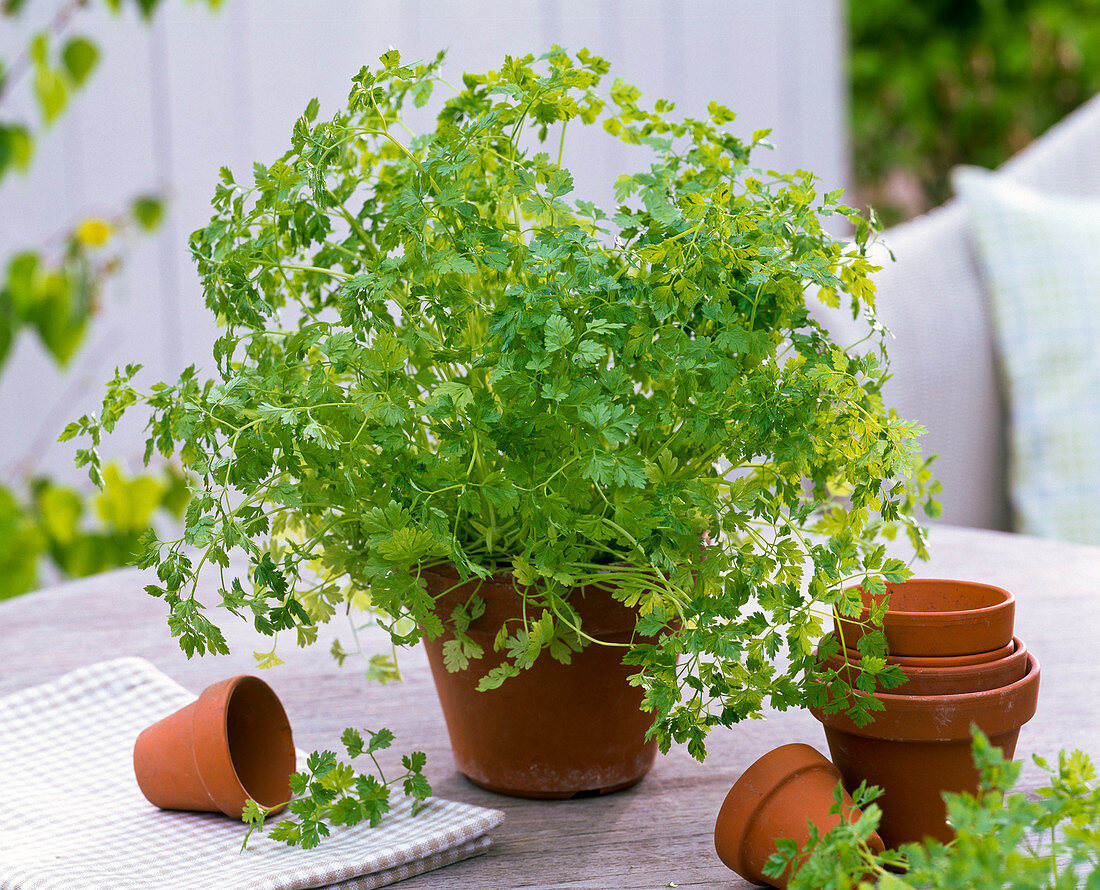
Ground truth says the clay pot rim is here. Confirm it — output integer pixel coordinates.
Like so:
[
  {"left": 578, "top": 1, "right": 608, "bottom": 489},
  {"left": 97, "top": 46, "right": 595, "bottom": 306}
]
[
  {"left": 192, "top": 675, "right": 294, "bottom": 815},
  {"left": 862, "top": 649, "right": 1036, "bottom": 705},
  {"left": 835, "top": 578, "right": 1016, "bottom": 657},
  {"left": 811, "top": 652, "right": 1040, "bottom": 741},
  {"left": 420, "top": 560, "right": 662, "bottom": 640},
  {"left": 826, "top": 636, "right": 1025, "bottom": 679},
  {"left": 871, "top": 578, "right": 1014, "bottom": 621},
  {"left": 715, "top": 743, "right": 840, "bottom": 879},
  {"left": 418, "top": 559, "right": 655, "bottom": 587},
  {"left": 838, "top": 637, "right": 1016, "bottom": 667}
]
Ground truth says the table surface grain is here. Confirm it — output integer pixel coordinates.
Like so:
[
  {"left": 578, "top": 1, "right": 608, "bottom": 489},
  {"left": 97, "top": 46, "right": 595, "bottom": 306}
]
[{"left": 2, "top": 525, "right": 1098, "bottom": 889}]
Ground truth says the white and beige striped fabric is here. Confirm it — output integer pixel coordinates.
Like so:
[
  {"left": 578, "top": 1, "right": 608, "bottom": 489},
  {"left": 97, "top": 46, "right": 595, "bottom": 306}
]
[{"left": 0, "top": 658, "right": 503, "bottom": 890}]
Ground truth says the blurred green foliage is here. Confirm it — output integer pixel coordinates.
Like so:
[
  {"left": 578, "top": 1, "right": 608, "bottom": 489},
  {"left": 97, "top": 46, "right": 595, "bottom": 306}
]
[
  {"left": 0, "top": 0, "right": 217, "bottom": 598},
  {"left": 0, "top": 463, "right": 189, "bottom": 599},
  {"left": 850, "top": 0, "right": 1100, "bottom": 224}
]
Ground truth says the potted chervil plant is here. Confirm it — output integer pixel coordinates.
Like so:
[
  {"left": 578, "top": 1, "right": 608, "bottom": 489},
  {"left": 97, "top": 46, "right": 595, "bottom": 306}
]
[{"left": 66, "top": 47, "right": 935, "bottom": 797}]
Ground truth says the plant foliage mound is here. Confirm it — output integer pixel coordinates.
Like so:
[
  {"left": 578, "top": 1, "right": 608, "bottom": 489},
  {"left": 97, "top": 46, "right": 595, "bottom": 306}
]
[{"left": 66, "top": 48, "right": 936, "bottom": 758}]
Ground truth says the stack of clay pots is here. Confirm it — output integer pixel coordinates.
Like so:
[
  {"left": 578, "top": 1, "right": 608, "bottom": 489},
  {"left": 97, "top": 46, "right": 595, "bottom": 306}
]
[
  {"left": 712, "top": 579, "right": 1041, "bottom": 888},
  {"left": 810, "top": 578, "right": 1040, "bottom": 847}
]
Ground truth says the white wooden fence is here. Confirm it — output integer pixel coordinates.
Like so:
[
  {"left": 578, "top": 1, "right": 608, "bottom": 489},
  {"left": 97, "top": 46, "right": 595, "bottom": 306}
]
[{"left": 0, "top": 0, "right": 847, "bottom": 485}]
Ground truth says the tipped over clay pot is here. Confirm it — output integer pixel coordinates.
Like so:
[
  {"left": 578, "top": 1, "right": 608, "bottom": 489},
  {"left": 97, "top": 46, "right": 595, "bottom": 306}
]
[
  {"left": 818, "top": 637, "right": 1028, "bottom": 696},
  {"left": 811, "top": 652, "right": 1040, "bottom": 847},
  {"left": 834, "top": 578, "right": 1015, "bottom": 657},
  {"left": 714, "top": 743, "right": 885, "bottom": 888},
  {"left": 133, "top": 675, "right": 295, "bottom": 819}
]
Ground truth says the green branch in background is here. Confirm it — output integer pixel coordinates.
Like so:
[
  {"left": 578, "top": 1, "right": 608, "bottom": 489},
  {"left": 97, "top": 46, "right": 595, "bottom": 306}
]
[
  {"left": 850, "top": 0, "right": 1100, "bottom": 224},
  {"left": 0, "top": 0, "right": 220, "bottom": 599},
  {"left": 0, "top": 461, "right": 189, "bottom": 600},
  {"left": 0, "top": 197, "right": 164, "bottom": 372},
  {"left": 772, "top": 731, "right": 1100, "bottom": 889}
]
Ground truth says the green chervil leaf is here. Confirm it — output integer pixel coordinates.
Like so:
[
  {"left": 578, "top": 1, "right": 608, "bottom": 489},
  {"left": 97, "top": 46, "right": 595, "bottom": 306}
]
[{"left": 241, "top": 726, "right": 432, "bottom": 851}]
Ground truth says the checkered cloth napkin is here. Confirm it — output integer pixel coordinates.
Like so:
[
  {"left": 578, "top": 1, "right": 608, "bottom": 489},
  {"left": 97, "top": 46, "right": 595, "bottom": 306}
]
[{"left": 0, "top": 658, "right": 504, "bottom": 890}]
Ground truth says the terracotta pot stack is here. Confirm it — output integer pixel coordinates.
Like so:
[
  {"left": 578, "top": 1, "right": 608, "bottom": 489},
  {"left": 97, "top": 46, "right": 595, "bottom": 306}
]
[{"left": 811, "top": 579, "right": 1040, "bottom": 847}]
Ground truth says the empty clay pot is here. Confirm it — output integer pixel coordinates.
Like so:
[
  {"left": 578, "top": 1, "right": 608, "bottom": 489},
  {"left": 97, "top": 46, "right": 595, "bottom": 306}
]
[
  {"left": 819, "top": 637, "right": 1027, "bottom": 696},
  {"left": 421, "top": 563, "right": 658, "bottom": 799},
  {"left": 811, "top": 652, "right": 1040, "bottom": 847},
  {"left": 133, "top": 675, "right": 296, "bottom": 818},
  {"left": 714, "top": 743, "right": 885, "bottom": 888},
  {"left": 833, "top": 579, "right": 1015, "bottom": 657},
  {"left": 839, "top": 639, "right": 1014, "bottom": 668}
]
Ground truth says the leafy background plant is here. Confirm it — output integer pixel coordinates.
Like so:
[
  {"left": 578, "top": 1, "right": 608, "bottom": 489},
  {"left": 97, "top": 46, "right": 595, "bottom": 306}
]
[
  {"left": 69, "top": 47, "right": 935, "bottom": 758},
  {"left": 771, "top": 731, "right": 1100, "bottom": 889},
  {"left": 0, "top": 0, "right": 218, "bottom": 598},
  {"left": 850, "top": 0, "right": 1100, "bottom": 224}
]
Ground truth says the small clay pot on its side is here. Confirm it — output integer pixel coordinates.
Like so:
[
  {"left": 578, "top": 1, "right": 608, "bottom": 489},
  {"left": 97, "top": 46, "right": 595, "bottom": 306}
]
[
  {"left": 714, "top": 743, "right": 885, "bottom": 889},
  {"left": 833, "top": 579, "right": 1015, "bottom": 657},
  {"left": 421, "top": 563, "right": 659, "bottom": 799},
  {"left": 818, "top": 637, "right": 1028, "bottom": 696},
  {"left": 133, "top": 675, "right": 296, "bottom": 819},
  {"left": 811, "top": 653, "right": 1040, "bottom": 847}
]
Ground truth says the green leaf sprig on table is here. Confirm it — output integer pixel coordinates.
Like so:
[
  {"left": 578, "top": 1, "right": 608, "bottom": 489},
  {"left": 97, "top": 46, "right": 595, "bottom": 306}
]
[
  {"left": 241, "top": 726, "right": 431, "bottom": 851},
  {"left": 67, "top": 46, "right": 938, "bottom": 760},
  {"left": 771, "top": 731, "right": 1100, "bottom": 889}
]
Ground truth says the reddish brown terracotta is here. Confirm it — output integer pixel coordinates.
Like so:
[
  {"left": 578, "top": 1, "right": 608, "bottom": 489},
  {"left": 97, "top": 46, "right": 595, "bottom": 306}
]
[
  {"left": 840, "top": 639, "right": 1014, "bottom": 668},
  {"left": 133, "top": 675, "right": 295, "bottom": 818},
  {"left": 811, "top": 653, "right": 1040, "bottom": 847},
  {"left": 819, "top": 637, "right": 1027, "bottom": 696},
  {"left": 714, "top": 743, "right": 885, "bottom": 888},
  {"left": 833, "top": 579, "right": 1015, "bottom": 657},
  {"left": 421, "top": 563, "right": 657, "bottom": 799}
]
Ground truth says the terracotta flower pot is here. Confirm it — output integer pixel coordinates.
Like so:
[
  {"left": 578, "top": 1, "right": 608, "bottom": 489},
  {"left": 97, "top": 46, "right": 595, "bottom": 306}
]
[
  {"left": 811, "top": 653, "right": 1040, "bottom": 847},
  {"left": 834, "top": 578, "right": 1015, "bottom": 657},
  {"left": 831, "top": 576, "right": 1012, "bottom": 660},
  {"left": 133, "top": 675, "right": 296, "bottom": 819},
  {"left": 714, "top": 743, "right": 885, "bottom": 888},
  {"left": 421, "top": 563, "right": 657, "bottom": 799},
  {"left": 839, "top": 639, "right": 1014, "bottom": 668},
  {"left": 819, "top": 637, "right": 1027, "bottom": 696}
]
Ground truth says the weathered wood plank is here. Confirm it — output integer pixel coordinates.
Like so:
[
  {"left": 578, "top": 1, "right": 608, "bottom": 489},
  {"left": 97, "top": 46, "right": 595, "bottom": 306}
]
[{"left": 2, "top": 524, "right": 1097, "bottom": 887}]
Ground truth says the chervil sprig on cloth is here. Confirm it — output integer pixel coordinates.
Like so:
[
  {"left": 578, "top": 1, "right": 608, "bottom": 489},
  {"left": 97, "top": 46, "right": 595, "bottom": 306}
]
[{"left": 242, "top": 727, "right": 432, "bottom": 851}]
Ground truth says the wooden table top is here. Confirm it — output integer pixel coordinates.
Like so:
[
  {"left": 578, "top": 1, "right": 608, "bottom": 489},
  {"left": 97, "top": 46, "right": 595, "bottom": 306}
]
[{"left": 2, "top": 524, "right": 1098, "bottom": 889}]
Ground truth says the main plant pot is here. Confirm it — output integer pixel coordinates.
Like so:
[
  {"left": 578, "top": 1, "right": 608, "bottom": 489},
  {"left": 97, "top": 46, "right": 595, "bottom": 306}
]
[
  {"left": 834, "top": 578, "right": 1015, "bottom": 657},
  {"left": 133, "top": 675, "right": 295, "bottom": 818},
  {"left": 811, "top": 653, "right": 1040, "bottom": 847},
  {"left": 421, "top": 564, "right": 657, "bottom": 799},
  {"left": 714, "top": 743, "right": 885, "bottom": 889}
]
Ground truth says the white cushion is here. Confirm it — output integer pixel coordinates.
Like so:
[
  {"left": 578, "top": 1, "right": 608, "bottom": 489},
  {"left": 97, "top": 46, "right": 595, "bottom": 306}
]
[
  {"left": 869, "top": 204, "right": 1010, "bottom": 531},
  {"left": 954, "top": 167, "right": 1100, "bottom": 543}
]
